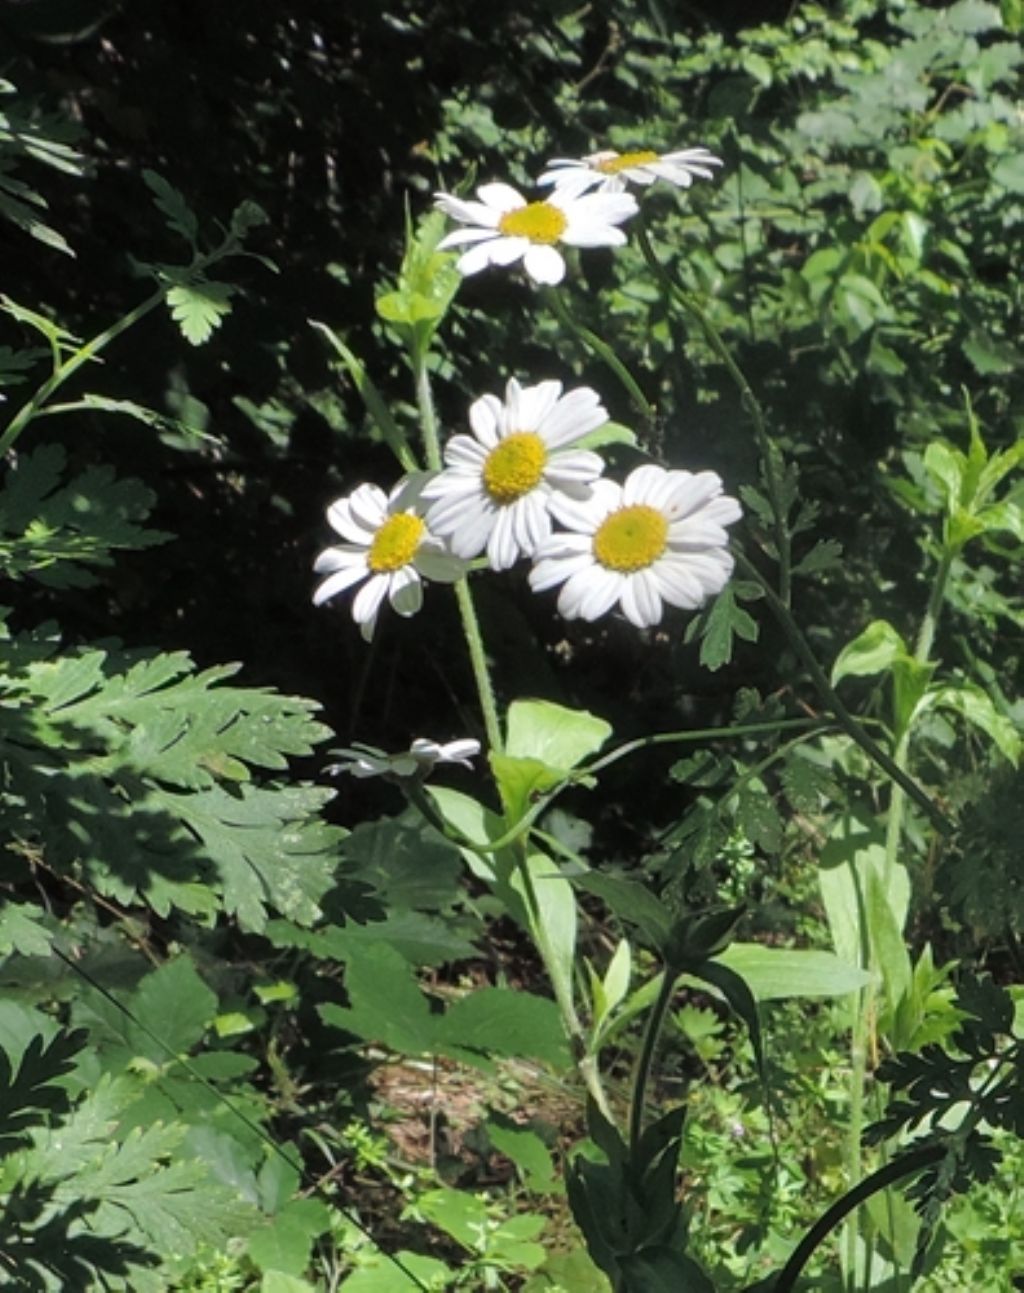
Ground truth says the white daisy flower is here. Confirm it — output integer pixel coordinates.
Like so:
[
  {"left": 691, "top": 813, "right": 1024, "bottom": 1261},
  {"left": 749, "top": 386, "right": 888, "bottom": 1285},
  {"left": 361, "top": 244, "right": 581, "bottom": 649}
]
[
  {"left": 313, "top": 474, "right": 467, "bottom": 640},
  {"left": 528, "top": 463, "right": 742, "bottom": 629},
  {"left": 538, "top": 147, "right": 723, "bottom": 198},
  {"left": 423, "top": 377, "right": 608, "bottom": 572},
  {"left": 434, "top": 181, "right": 638, "bottom": 285},
  {"left": 326, "top": 737, "right": 481, "bottom": 780}
]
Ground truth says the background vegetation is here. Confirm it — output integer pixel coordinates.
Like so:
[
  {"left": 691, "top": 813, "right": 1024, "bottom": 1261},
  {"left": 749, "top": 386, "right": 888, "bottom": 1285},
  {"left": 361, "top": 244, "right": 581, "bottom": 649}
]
[{"left": 1, "top": 1, "right": 1021, "bottom": 1289}]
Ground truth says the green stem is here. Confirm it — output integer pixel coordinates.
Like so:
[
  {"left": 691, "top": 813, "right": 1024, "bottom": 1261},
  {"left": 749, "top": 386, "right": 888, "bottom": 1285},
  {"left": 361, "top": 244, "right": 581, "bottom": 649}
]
[
  {"left": 770, "top": 1144, "right": 946, "bottom": 1293},
  {"left": 736, "top": 552, "right": 950, "bottom": 836},
  {"left": 453, "top": 576, "right": 503, "bottom": 754},
  {"left": 543, "top": 286, "right": 656, "bottom": 428},
  {"left": 409, "top": 339, "right": 503, "bottom": 753},
  {"left": 634, "top": 214, "right": 792, "bottom": 605},
  {"left": 629, "top": 967, "right": 676, "bottom": 1158},
  {"left": 411, "top": 338, "right": 444, "bottom": 473},
  {"left": 0, "top": 288, "right": 165, "bottom": 455},
  {"left": 2, "top": 236, "right": 241, "bottom": 456},
  {"left": 845, "top": 547, "right": 954, "bottom": 1288},
  {"left": 512, "top": 844, "right": 614, "bottom": 1124},
  {"left": 583, "top": 717, "right": 829, "bottom": 777}
]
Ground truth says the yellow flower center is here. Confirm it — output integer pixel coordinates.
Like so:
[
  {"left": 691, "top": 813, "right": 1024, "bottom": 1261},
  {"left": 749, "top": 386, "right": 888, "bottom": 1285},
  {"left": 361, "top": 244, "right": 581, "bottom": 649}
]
[
  {"left": 593, "top": 504, "right": 668, "bottom": 572},
  {"left": 497, "top": 202, "right": 568, "bottom": 244},
  {"left": 482, "top": 432, "right": 547, "bottom": 505},
  {"left": 595, "top": 149, "right": 660, "bottom": 174},
  {"left": 367, "top": 512, "right": 425, "bottom": 572}
]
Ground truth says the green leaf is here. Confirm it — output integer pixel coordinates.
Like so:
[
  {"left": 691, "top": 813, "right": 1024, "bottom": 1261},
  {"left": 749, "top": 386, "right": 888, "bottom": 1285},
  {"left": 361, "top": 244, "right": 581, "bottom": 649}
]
[
  {"left": 505, "top": 699, "right": 612, "bottom": 771},
  {"left": 0, "top": 901, "right": 52, "bottom": 956},
  {"left": 320, "top": 942, "right": 438, "bottom": 1055},
  {"left": 781, "top": 749, "right": 835, "bottom": 811},
  {"left": 247, "top": 1199, "right": 331, "bottom": 1277},
  {"left": 0, "top": 445, "right": 168, "bottom": 588},
  {"left": 1, "top": 642, "right": 337, "bottom": 929},
  {"left": 575, "top": 420, "right": 639, "bottom": 452},
  {"left": 142, "top": 169, "right": 198, "bottom": 244},
  {"left": 130, "top": 955, "right": 218, "bottom": 1061},
  {"left": 510, "top": 850, "right": 578, "bottom": 1041},
  {"left": 736, "top": 785, "right": 783, "bottom": 854},
  {"left": 339, "top": 1252, "right": 452, "bottom": 1292},
  {"left": 712, "top": 944, "right": 872, "bottom": 1000},
  {"left": 688, "top": 583, "right": 759, "bottom": 672},
  {"left": 925, "top": 683, "right": 1021, "bottom": 764},
  {"left": 793, "top": 538, "right": 844, "bottom": 576},
  {"left": 441, "top": 986, "right": 571, "bottom": 1069},
  {"left": 487, "top": 1112, "right": 559, "bottom": 1193},
  {"left": 0, "top": 1025, "right": 84, "bottom": 1151},
  {"left": 819, "top": 813, "right": 910, "bottom": 973},
  {"left": 166, "top": 280, "right": 235, "bottom": 346},
  {"left": 831, "top": 619, "right": 910, "bottom": 685}
]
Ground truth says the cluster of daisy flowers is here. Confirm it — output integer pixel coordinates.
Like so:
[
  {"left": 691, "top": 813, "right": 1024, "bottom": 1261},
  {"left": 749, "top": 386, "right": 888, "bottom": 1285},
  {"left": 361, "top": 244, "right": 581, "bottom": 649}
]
[
  {"left": 313, "top": 375, "right": 741, "bottom": 639},
  {"left": 313, "top": 141, "right": 737, "bottom": 636},
  {"left": 435, "top": 143, "right": 723, "bottom": 285}
]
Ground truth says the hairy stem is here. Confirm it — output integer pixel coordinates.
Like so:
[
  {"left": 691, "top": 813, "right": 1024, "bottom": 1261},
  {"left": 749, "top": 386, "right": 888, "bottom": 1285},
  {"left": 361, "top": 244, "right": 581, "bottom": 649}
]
[{"left": 544, "top": 286, "right": 656, "bottom": 428}]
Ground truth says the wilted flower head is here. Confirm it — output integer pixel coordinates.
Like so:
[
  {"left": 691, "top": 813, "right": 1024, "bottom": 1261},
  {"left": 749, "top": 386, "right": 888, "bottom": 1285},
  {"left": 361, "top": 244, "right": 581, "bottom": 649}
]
[
  {"left": 539, "top": 147, "right": 723, "bottom": 198},
  {"left": 326, "top": 738, "right": 481, "bottom": 780},
  {"left": 434, "top": 181, "right": 637, "bottom": 285}
]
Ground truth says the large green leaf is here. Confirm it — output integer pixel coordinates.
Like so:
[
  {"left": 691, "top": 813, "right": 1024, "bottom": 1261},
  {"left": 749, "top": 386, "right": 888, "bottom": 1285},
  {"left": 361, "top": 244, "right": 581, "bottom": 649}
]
[{"left": 713, "top": 943, "right": 872, "bottom": 1000}]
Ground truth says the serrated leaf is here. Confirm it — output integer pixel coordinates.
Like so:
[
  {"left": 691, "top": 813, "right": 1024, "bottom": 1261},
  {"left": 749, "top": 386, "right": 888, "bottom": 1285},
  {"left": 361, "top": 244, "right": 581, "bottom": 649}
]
[
  {"left": 736, "top": 786, "right": 783, "bottom": 854},
  {"left": 781, "top": 750, "right": 835, "bottom": 811},
  {"left": 0, "top": 445, "right": 167, "bottom": 588},
  {"left": 689, "top": 583, "right": 760, "bottom": 672},
  {"left": 1, "top": 644, "right": 338, "bottom": 928},
  {"left": 166, "top": 280, "right": 234, "bottom": 346},
  {"left": 793, "top": 538, "right": 844, "bottom": 576},
  {"left": 142, "top": 170, "right": 198, "bottom": 244}
]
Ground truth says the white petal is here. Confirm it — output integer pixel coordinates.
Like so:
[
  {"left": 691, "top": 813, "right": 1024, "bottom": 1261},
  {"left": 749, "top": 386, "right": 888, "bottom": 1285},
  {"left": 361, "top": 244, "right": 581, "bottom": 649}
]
[
  {"left": 312, "top": 563, "right": 368, "bottom": 607},
  {"left": 427, "top": 489, "right": 489, "bottom": 537},
  {"left": 437, "top": 739, "right": 481, "bottom": 766},
  {"left": 623, "top": 464, "right": 673, "bottom": 508},
  {"left": 529, "top": 550, "right": 593, "bottom": 592},
  {"left": 548, "top": 478, "right": 620, "bottom": 531},
  {"left": 469, "top": 393, "right": 504, "bottom": 448},
  {"left": 620, "top": 570, "right": 664, "bottom": 628},
  {"left": 313, "top": 546, "right": 365, "bottom": 575},
  {"left": 434, "top": 192, "right": 502, "bottom": 226},
  {"left": 545, "top": 449, "right": 605, "bottom": 487},
  {"left": 352, "top": 575, "right": 389, "bottom": 626},
  {"left": 662, "top": 470, "right": 723, "bottom": 519},
  {"left": 522, "top": 244, "right": 566, "bottom": 285},
  {"left": 458, "top": 239, "right": 507, "bottom": 276},
  {"left": 389, "top": 566, "right": 423, "bottom": 617},
  {"left": 443, "top": 434, "right": 490, "bottom": 469},
  {"left": 652, "top": 556, "right": 713, "bottom": 608},
  {"left": 438, "top": 226, "right": 504, "bottom": 248},
  {"left": 476, "top": 182, "right": 526, "bottom": 211},
  {"left": 561, "top": 567, "right": 622, "bottom": 621},
  {"left": 487, "top": 506, "right": 522, "bottom": 571},
  {"left": 538, "top": 386, "right": 606, "bottom": 448},
  {"left": 349, "top": 483, "right": 390, "bottom": 532},
  {"left": 511, "top": 379, "right": 562, "bottom": 430},
  {"left": 488, "top": 234, "right": 531, "bottom": 265},
  {"left": 449, "top": 502, "right": 497, "bottom": 559},
  {"left": 512, "top": 494, "right": 551, "bottom": 555}
]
